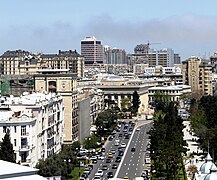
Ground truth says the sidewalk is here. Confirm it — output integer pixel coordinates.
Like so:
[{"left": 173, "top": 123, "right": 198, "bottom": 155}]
[{"left": 183, "top": 121, "right": 204, "bottom": 179}]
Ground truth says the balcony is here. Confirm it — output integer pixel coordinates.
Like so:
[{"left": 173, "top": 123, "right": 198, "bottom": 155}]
[{"left": 19, "top": 145, "right": 30, "bottom": 151}]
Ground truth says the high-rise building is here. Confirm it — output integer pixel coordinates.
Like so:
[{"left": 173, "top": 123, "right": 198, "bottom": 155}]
[
  {"left": 105, "top": 48, "right": 127, "bottom": 64},
  {"left": 148, "top": 48, "right": 175, "bottom": 67},
  {"left": 81, "top": 36, "right": 104, "bottom": 64},
  {"left": 182, "top": 56, "right": 213, "bottom": 98}
]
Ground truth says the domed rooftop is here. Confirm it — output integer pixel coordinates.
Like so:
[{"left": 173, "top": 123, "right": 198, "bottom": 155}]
[
  {"left": 200, "top": 153, "right": 215, "bottom": 174},
  {"left": 204, "top": 164, "right": 217, "bottom": 180}
]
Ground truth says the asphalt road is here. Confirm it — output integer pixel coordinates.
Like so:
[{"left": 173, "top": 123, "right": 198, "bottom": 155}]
[
  {"left": 84, "top": 120, "right": 152, "bottom": 180},
  {"left": 116, "top": 122, "right": 152, "bottom": 179},
  {"left": 88, "top": 121, "right": 134, "bottom": 180}
]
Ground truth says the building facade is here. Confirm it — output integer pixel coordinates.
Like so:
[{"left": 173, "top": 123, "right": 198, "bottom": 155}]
[
  {"left": 182, "top": 56, "right": 213, "bottom": 98},
  {"left": 34, "top": 69, "right": 79, "bottom": 144},
  {"left": 0, "top": 92, "right": 64, "bottom": 167},
  {"left": 105, "top": 48, "right": 127, "bottom": 64},
  {"left": 81, "top": 37, "right": 104, "bottom": 65},
  {"left": 0, "top": 50, "right": 84, "bottom": 78}
]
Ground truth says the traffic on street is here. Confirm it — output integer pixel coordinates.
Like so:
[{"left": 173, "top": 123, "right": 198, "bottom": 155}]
[{"left": 79, "top": 120, "right": 152, "bottom": 180}]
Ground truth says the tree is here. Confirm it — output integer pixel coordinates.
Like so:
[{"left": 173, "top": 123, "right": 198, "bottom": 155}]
[
  {"left": 131, "top": 91, "right": 141, "bottom": 115},
  {"left": 0, "top": 130, "right": 15, "bottom": 163},
  {"left": 95, "top": 109, "right": 117, "bottom": 135},
  {"left": 148, "top": 101, "right": 187, "bottom": 179}
]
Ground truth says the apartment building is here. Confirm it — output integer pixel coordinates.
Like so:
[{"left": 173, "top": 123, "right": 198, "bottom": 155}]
[
  {"left": 0, "top": 50, "right": 84, "bottom": 78},
  {"left": 0, "top": 92, "right": 64, "bottom": 167},
  {"left": 0, "top": 50, "right": 31, "bottom": 75},
  {"left": 81, "top": 36, "right": 104, "bottom": 65},
  {"left": 182, "top": 56, "right": 213, "bottom": 98},
  {"left": 105, "top": 48, "right": 127, "bottom": 64},
  {"left": 77, "top": 88, "right": 104, "bottom": 142},
  {"left": 34, "top": 69, "right": 79, "bottom": 144}
]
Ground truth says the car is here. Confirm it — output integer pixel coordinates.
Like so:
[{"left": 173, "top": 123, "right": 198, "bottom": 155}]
[
  {"left": 101, "top": 148, "right": 106, "bottom": 152},
  {"left": 107, "top": 171, "right": 114, "bottom": 178},
  {"left": 129, "top": 128, "right": 133, "bottom": 132},
  {"left": 118, "top": 150, "right": 124, "bottom": 156},
  {"left": 102, "top": 164, "right": 108, "bottom": 170},
  {"left": 108, "top": 135, "right": 113, "bottom": 141},
  {"left": 115, "top": 141, "right": 120, "bottom": 146},
  {"left": 95, "top": 169, "right": 103, "bottom": 177},
  {"left": 121, "top": 143, "right": 126, "bottom": 148},
  {"left": 118, "top": 147, "right": 123, "bottom": 151},
  {"left": 87, "top": 164, "right": 93, "bottom": 170},
  {"left": 108, "top": 152, "right": 113, "bottom": 158},
  {"left": 106, "top": 158, "right": 111, "bottom": 163},
  {"left": 145, "top": 157, "right": 151, "bottom": 164},
  {"left": 115, "top": 156, "right": 121, "bottom": 162},
  {"left": 123, "top": 129, "right": 128, "bottom": 132},
  {"left": 136, "top": 128, "right": 141, "bottom": 131},
  {"left": 131, "top": 147, "right": 136, "bottom": 152},
  {"left": 125, "top": 134, "right": 130, "bottom": 139},
  {"left": 81, "top": 172, "right": 89, "bottom": 178},
  {"left": 93, "top": 176, "right": 102, "bottom": 180},
  {"left": 118, "top": 133, "right": 123, "bottom": 137},
  {"left": 84, "top": 167, "right": 91, "bottom": 175},
  {"left": 124, "top": 176, "right": 130, "bottom": 180},
  {"left": 111, "top": 149, "right": 116, "bottom": 154},
  {"left": 112, "top": 164, "right": 118, "bottom": 169},
  {"left": 97, "top": 155, "right": 105, "bottom": 160}
]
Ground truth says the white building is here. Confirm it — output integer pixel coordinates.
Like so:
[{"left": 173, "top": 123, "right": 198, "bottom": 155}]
[
  {"left": 148, "top": 85, "right": 191, "bottom": 102},
  {"left": 0, "top": 92, "right": 64, "bottom": 167}
]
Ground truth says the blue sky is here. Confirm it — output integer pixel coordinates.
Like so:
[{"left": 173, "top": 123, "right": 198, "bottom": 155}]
[{"left": 1, "top": 0, "right": 217, "bottom": 60}]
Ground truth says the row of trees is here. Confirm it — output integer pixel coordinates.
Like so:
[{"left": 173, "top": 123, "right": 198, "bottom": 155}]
[
  {"left": 148, "top": 95, "right": 187, "bottom": 179},
  {"left": 189, "top": 95, "right": 217, "bottom": 160}
]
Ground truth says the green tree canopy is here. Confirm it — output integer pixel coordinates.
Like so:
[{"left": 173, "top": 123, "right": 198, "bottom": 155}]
[
  {"left": 131, "top": 91, "right": 141, "bottom": 114},
  {"left": 0, "top": 130, "right": 15, "bottom": 163}
]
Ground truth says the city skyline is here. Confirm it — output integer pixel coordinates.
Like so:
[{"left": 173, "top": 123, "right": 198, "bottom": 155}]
[{"left": 1, "top": 0, "right": 217, "bottom": 60}]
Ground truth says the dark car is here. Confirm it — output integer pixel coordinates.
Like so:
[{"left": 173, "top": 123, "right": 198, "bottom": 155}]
[
  {"left": 118, "top": 151, "right": 124, "bottom": 156},
  {"left": 115, "top": 156, "right": 121, "bottom": 162},
  {"left": 106, "top": 158, "right": 111, "bottom": 163},
  {"left": 107, "top": 172, "right": 114, "bottom": 178},
  {"left": 101, "top": 148, "right": 106, "bottom": 152},
  {"left": 108, "top": 135, "right": 113, "bottom": 141},
  {"left": 131, "top": 147, "right": 136, "bottom": 152},
  {"left": 129, "top": 128, "right": 133, "bottom": 132},
  {"left": 118, "top": 133, "right": 123, "bottom": 137},
  {"left": 112, "top": 164, "right": 118, "bottom": 169},
  {"left": 125, "top": 134, "right": 130, "bottom": 139},
  {"left": 81, "top": 172, "right": 89, "bottom": 178},
  {"left": 102, "top": 164, "right": 108, "bottom": 170}
]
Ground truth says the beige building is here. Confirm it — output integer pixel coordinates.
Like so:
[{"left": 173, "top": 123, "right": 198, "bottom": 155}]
[
  {"left": 182, "top": 56, "right": 213, "bottom": 98},
  {"left": 0, "top": 50, "right": 84, "bottom": 78},
  {"left": 34, "top": 69, "right": 79, "bottom": 144}
]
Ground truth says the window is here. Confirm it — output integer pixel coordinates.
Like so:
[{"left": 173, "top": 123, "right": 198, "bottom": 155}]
[
  {"left": 14, "top": 126, "right": 17, "bottom": 133},
  {"left": 14, "top": 139, "right": 17, "bottom": 146},
  {"left": 21, "top": 126, "right": 26, "bottom": 136}
]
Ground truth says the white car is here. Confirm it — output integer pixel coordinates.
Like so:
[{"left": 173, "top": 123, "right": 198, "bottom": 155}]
[
  {"left": 97, "top": 155, "right": 105, "bottom": 160},
  {"left": 95, "top": 169, "right": 103, "bottom": 177},
  {"left": 121, "top": 143, "right": 126, "bottom": 148},
  {"left": 136, "top": 128, "right": 141, "bottom": 131}
]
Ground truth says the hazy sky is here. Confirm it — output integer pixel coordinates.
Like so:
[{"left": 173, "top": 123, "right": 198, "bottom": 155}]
[{"left": 1, "top": 0, "right": 217, "bottom": 60}]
